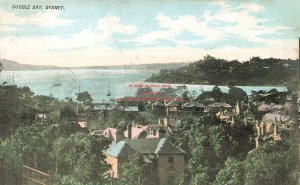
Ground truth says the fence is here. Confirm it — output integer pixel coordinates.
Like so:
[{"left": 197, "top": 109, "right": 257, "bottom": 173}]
[{"left": 22, "top": 165, "right": 51, "bottom": 185}]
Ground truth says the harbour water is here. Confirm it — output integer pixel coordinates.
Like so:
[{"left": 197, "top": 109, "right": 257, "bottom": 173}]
[{"left": 0, "top": 69, "right": 287, "bottom": 102}]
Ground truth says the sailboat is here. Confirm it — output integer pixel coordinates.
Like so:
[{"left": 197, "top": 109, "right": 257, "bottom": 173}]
[
  {"left": 53, "top": 73, "right": 62, "bottom": 87},
  {"left": 106, "top": 85, "right": 111, "bottom": 96},
  {"left": 53, "top": 82, "right": 61, "bottom": 87}
]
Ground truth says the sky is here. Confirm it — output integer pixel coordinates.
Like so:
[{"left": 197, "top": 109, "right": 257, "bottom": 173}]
[{"left": 0, "top": 0, "right": 299, "bottom": 67}]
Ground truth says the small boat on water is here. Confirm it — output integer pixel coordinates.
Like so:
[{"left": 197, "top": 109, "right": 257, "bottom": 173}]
[
  {"left": 53, "top": 82, "right": 61, "bottom": 87},
  {"left": 53, "top": 73, "right": 62, "bottom": 87},
  {"left": 106, "top": 86, "right": 111, "bottom": 96}
]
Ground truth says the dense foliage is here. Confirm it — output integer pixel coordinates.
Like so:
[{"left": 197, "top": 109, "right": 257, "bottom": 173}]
[
  {"left": 170, "top": 115, "right": 298, "bottom": 185},
  {"left": 116, "top": 154, "right": 158, "bottom": 185},
  {"left": 170, "top": 115, "right": 254, "bottom": 184},
  {"left": 0, "top": 83, "right": 112, "bottom": 184},
  {"left": 147, "top": 55, "right": 297, "bottom": 86}
]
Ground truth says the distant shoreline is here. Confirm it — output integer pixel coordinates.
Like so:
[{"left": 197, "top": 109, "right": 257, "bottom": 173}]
[{"left": 0, "top": 59, "right": 189, "bottom": 71}]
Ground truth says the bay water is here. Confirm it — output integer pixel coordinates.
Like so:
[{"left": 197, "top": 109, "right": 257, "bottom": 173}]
[{"left": 0, "top": 69, "right": 287, "bottom": 103}]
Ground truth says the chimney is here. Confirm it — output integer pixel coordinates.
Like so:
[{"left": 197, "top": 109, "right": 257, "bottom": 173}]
[
  {"left": 260, "top": 122, "right": 265, "bottom": 136},
  {"left": 236, "top": 101, "right": 240, "bottom": 115},
  {"left": 256, "top": 122, "right": 261, "bottom": 136},
  {"left": 158, "top": 127, "right": 166, "bottom": 139},
  {"left": 127, "top": 124, "right": 132, "bottom": 139},
  {"left": 255, "top": 136, "right": 263, "bottom": 149},
  {"left": 115, "top": 129, "right": 124, "bottom": 143},
  {"left": 152, "top": 129, "right": 156, "bottom": 136},
  {"left": 273, "top": 123, "right": 278, "bottom": 135},
  {"left": 163, "top": 117, "right": 169, "bottom": 127}
]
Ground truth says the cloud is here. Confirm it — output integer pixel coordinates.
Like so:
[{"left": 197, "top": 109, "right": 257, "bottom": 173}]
[
  {"left": 134, "top": 30, "right": 175, "bottom": 44},
  {"left": 1, "top": 37, "right": 297, "bottom": 67},
  {"left": 0, "top": 25, "right": 17, "bottom": 32},
  {"left": 0, "top": 3, "right": 296, "bottom": 67},
  {"left": 29, "top": 10, "right": 74, "bottom": 27},
  {"left": 0, "top": 9, "right": 74, "bottom": 31},
  {"left": 134, "top": 2, "right": 289, "bottom": 46},
  {"left": 134, "top": 13, "right": 222, "bottom": 45},
  {"left": 97, "top": 15, "right": 138, "bottom": 35},
  {"left": 0, "top": 15, "right": 139, "bottom": 61},
  {"left": 240, "top": 3, "right": 265, "bottom": 13},
  {"left": 0, "top": 28, "right": 110, "bottom": 58},
  {"left": 206, "top": 2, "right": 289, "bottom": 43}
]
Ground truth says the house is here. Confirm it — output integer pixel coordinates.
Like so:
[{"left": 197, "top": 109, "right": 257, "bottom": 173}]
[
  {"left": 165, "top": 101, "right": 180, "bottom": 115},
  {"left": 258, "top": 103, "right": 285, "bottom": 113},
  {"left": 254, "top": 120, "right": 285, "bottom": 149},
  {"left": 182, "top": 102, "right": 205, "bottom": 112},
  {"left": 90, "top": 129, "right": 105, "bottom": 136},
  {"left": 263, "top": 112, "right": 290, "bottom": 123},
  {"left": 243, "top": 109, "right": 256, "bottom": 122},
  {"left": 105, "top": 131, "right": 185, "bottom": 185},
  {"left": 78, "top": 121, "right": 87, "bottom": 128},
  {"left": 35, "top": 113, "right": 47, "bottom": 121},
  {"left": 121, "top": 106, "right": 139, "bottom": 112},
  {"left": 152, "top": 102, "right": 165, "bottom": 112},
  {"left": 93, "top": 104, "right": 117, "bottom": 112},
  {"left": 207, "top": 103, "right": 232, "bottom": 112},
  {"left": 216, "top": 110, "right": 238, "bottom": 124}
]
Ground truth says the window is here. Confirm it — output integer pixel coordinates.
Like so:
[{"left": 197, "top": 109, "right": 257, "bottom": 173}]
[
  {"left": 168, "top": 156, "right": 174, "bottom": 163},
  {"left": 167, "top": 176, "right": 174, "bottom": 185},
  {"left": 168, "top": 156, "right": 174, "bottom": 169}
]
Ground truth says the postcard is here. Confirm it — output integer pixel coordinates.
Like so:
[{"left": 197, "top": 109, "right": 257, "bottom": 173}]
[{"left": 0, "top": 0, "right": 299, "bottom": 185}]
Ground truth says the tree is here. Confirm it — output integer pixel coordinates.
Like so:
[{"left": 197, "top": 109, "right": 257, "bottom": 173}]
[
  {"left": 76, "top": 91, "right": 93, "bottom": 105},
  {"left": 244, "top": 141, "right": 298, "bottom": 185},
  {"left": 214, "top": 158, "right": 244, "bottom": 185},
  {"left": 135, "top": 87, "right": 154, "bottom": 98},
  {"left": 0, "top": 85, "right": 36, "bottom": 138},
  {"left": 182, "top": 91, "right": 191, "bottom": 102},
  {"left": 51, "top": 133, "right": 111, "bottom": 185},
  {"left": 117, "top": 154, "right": 157, "bottom": 185},
  {"left": 230, "top": 123, "right": 254, "bottom": 158},
  {"left": 190, "top": 173, "right": 211, "bottom": 185},
  {"left": 227, "top": 86, "right": 247, "bottom": 104},
  {"left": 146, "top": 57, "right": 297, "bottom": 86},
  {"left": 170, "top": 115, "right": 234, "bottom": 184},
  {"left": 159, "top": 87, "right": 178, "bottom": 99},
  {"left": 60, "top": 105, "right": 77, "bottom": 122},
  {"left": 211, "top": 86, "right": 224, "bottom": 102},
  {"left": 12, "top": 123, "right": 55, "bottom": 171},
  {"left": 196, "top": 86, "right": 227, "bottom": 103},
  {"left": 0, "top": 139, "right": 22, "bottom": 185}
]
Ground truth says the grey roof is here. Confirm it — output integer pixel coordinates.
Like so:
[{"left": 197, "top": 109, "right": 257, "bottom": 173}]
[
  {"left": 258, "top": 104, "right": 272, "bottom": 112},
  {"left": 105, "top": 141, "right": 135, "bottom": 158},
  {"left": 182, "top": 102, "right": 205, "bottom": 108},
  {"left": 125, "top": 139, "right": 159, "bottom": 154},
  {"left": 154, "top": 138, "right": 186, "bottom": 154},
  {"left": 209, "top": 103, "right": 232, "bottom": 108},
  {"left": 124, "top": 106, "right": 139, "bottom": 112},
  {"left": 94, "top": 104, "right": 117, "bottom": 111},
  {"left": 105, "top": 138, "right": 185, "bottom": 158},
  {"left": 222, "top": 110, "right": 238, "bottom": 117},
  {"left": 166, "top": 101, "right": 179, "bottom": 107},
  {"left": 263, "top": 113, "right": 290, "bottom": 122}
]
